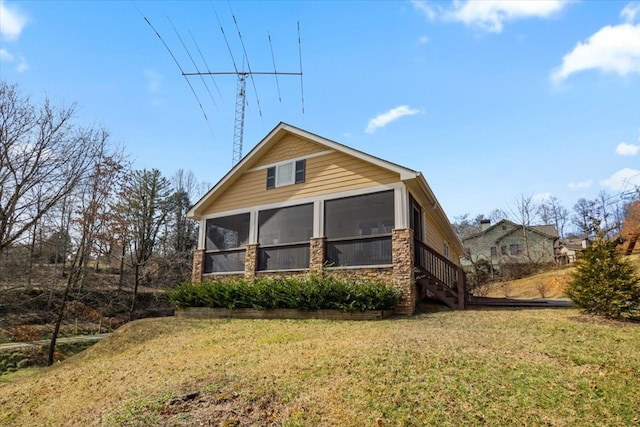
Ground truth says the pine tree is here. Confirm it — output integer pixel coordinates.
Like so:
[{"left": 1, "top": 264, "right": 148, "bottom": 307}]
[{"left": 566, "top": 237, "right": 640, "bottom": 320}]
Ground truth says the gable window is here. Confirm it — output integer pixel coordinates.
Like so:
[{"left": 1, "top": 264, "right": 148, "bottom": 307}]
[{"left": 266, "top": 159, "right": 306, "bottom": 189}]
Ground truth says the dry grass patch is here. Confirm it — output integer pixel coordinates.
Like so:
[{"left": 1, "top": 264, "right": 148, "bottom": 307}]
[{"left": 1, "top": 309, "right": 639, "bottom": 426}]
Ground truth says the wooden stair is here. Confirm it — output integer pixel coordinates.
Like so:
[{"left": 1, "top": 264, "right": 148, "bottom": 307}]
[
  {"left": 416, "top": 276, "right": 459, "bottom": 309},
  {"left": 414, "top": 239, "right": 466, "bottom": 309}
]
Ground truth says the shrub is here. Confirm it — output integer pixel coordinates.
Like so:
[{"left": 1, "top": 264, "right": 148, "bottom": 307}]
[
  {"left": 168, "top": 275, "right": 401, "bottom": 312},
  {"left": 566, "top": 239, "right": 640, "bottom": 320}
]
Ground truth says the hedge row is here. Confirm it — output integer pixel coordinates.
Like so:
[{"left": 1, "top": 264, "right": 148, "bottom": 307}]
[{"left": 168, "top": 275, "right": 401, "bottom": 312}]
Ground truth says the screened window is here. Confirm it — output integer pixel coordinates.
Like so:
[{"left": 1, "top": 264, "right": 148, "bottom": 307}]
[
  {"left": 266, "top": 160, "right": 306, "bottom": 189},
  {"left": 205, "top": 213, "right": 250, "bottom": 250},
  {"left": 490, "top": 246, "right": 497, "bottom": 258},
  {"left": 258, "top": 204, "right": 313, "bottom": 245},
  {"left": 510, "top": 244, "right": 521, "bottom": 255},
  {"left": 443, "top": 243, "right": 449, "bottom": 259},
  {"left": 501, "top": 245, "right": 507, "bottom": 255},
  {"left": 324, "top": 191, "right": 394, "bottom": 238}
]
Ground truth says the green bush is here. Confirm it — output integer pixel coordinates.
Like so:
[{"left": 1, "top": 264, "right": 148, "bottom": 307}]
[
  {"left": 566, "top": 239, "right": 640, "bottom": 320},
  {"left": 168, "top": 275, "right": 401, "bottom": 312}
]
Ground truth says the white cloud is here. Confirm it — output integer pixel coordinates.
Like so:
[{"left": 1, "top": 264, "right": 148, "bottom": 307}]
[
  {"left": 412, "top": 0, "right": 570, "bottom": 33},
  {"left": 551, "top": 22, "right": 640, "bottom": 82},
  {"left": 15, "top": 56, "right": 27, "bottom": 72},
  {"left": 0, "top": 48, "right": 14, "bottom": 62},
  {"left": 419, "top": 35, "right": 429, "bottom": 44},
  {"left": 0, "top": 1, "right": 28, "bottom": 41},
  {"left": 621, "top": 2, "right": 640, "bottom": 23},
  {"left": 532, "top": 192, "right": 552, "bottom": 203},
  {"left": 365, "top": 105, "right": 421, "bottom": 134},
  {"left": 411, "top": 0, "right": 438, "bottom": 21},
  {"left": 601, "top": 168, "right": 640, "bottom": 191},
  {"left": 616, "top": 142, "right": 640, "bottom": 155},
  {"left": 568, "top": 180, "right": 593, "bottom": 190}
]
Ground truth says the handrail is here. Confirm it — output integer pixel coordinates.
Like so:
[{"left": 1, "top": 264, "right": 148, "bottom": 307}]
[{"left": 414, "top": 239, "right": 461, "bottom": 292}]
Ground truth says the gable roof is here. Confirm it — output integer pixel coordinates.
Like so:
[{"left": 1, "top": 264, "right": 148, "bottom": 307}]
[
  {"left": 462, "top": 219, "right": 559, "bottom": 242},
  {"left": 187, "top": 122, "right": 465, "bottom": 253}
]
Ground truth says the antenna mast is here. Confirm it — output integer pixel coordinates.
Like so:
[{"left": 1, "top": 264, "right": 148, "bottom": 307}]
[{"left": 233, "top": 73, "right": 247, "bottom": 164}]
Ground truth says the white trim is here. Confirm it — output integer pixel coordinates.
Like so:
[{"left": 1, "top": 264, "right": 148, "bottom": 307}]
[
  {"left": 327, "top": 264, "right": 392, "bottom": 270},
  {"left": 313, "top": 200, "right": 323, "bottom": 238},
  {"left": 198, "top": 184, "right": 402, "bottom": 250},
  {"left": 198, "top": 183, "right": 402, "bottom": 221},
  {"left": 247, "top": 150, "right": 333, "bottom": 172},
  {"left": 198, "top": 219, "right": 206, "bottom": 249},
  {"left": 394, "top": 185, "right": 408, "bottom": 229}
]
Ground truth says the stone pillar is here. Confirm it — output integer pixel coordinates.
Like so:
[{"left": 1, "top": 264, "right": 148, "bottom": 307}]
[
  {"left": 244, "top": 244, "right": 259, "bottom": 278},
  {"left": 392, "top": 228, "right": 416, "bottom": 314},
  {"left": 309, "top": 237, "right": 325, "bottom": 273},
  {"left": 191, "top": 249, "right": 205, "bottom": 283}
]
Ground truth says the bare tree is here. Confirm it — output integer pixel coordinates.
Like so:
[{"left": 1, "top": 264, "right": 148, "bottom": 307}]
[
  {"left": 572, "top": 198, "right": 596, "bottom": 237},
  {"left": 538, "top": 196, "right": 568, "bottom": 239},
  {"left": 0, "top": 82, "right": 97, "bottom": 257},
  {"left": 510, "top": 193, "right": 538, "bottom": 264},
  {"left": 117, "top": 169, "right": 172, "bottom": 317}
]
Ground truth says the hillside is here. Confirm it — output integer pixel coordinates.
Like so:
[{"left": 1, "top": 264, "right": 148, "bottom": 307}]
[
  {"left": 1, "top": 309, "right": 639, "bottom": 426},
  {"left": 486, "top": 254, "right": 640, "bottom": 299}
]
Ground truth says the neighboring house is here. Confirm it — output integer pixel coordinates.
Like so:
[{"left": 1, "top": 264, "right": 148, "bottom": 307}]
[
  {"left": 556, "top": 238, "right": 590, "bottom": 264},
  {"left": 187, "top": 122, "right": 466, "bottom": 313},
  {"left": 461, "top": 219, "right": 559, "bottom": 270}
]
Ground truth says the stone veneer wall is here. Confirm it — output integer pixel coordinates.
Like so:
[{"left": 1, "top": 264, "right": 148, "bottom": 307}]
[
  {"left": 244, "top": 244, "right": 258, "bottom": 277},
  {"left": 392, "top": 228, "right": 416, "bottom": 314},
  {"left": 309, "top": 237, "right": 325, "bottom": 272},
  {"left": 192, "top": 249, "right": 204, "bottom": 283}
]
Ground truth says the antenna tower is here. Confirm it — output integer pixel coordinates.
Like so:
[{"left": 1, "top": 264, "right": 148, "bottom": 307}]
[{"left": 183, "top": 10, "right": 303, "bottom": 165}]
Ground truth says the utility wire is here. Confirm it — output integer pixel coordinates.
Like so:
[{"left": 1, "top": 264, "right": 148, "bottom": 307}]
[
  {"left": 189, "top": 30, "right": 224, "bottom": 101},
  {"left": 297, "top": 18, "right": 305, "bottom": 115},
  {"left": 268, "top": 32, "right": 282, "bottom": 103},
  {"left": 168, "top": 17, "right": 219, "bottom": 110},
  {"left": 135, "top": 4, "right": 215, "bottom": 141},
  {"left": 230, "top": 5, "right": 264, "bottom": 121}
]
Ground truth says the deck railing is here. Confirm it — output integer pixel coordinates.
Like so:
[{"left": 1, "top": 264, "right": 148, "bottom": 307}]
[{"left": 414, "top": 239, "right": 461, "bottom": 294}]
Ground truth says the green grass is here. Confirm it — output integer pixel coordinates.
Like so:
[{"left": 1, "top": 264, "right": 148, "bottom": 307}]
[{"left": 1, "top": 309, "right": 639, "bottom": 426}]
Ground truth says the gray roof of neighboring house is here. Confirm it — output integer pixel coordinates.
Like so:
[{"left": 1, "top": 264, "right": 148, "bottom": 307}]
[{"left": 461, "top": 219, "right": 559, "bottom": 242}]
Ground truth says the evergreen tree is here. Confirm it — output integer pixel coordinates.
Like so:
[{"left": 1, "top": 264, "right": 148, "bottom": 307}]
[{"left": 566, "top": 236, "right": 640, "bottom": 320}]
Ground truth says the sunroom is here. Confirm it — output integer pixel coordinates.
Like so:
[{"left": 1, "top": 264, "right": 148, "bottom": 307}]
[{"left": 201, "top": 188, "right": 397, "bottom": 275}]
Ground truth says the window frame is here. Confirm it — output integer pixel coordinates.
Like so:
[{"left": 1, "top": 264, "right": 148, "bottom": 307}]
[{"left": 266, "top": 159, "right": 306, "bottom": 189}]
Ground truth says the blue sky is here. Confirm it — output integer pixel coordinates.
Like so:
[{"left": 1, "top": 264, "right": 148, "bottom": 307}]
[{"left": 1, "top": 0, "right": 639, "bottom": 221}]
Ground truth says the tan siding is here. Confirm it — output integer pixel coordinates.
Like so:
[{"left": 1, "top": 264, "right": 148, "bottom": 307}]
[
  {"left": 254, "top": 134, "right": 325, "bottom": 166},
  {"left": 424, "top": 210, "right": 460, "bottom": 266},
  {"left": 201, "top": 151, "right": 399, "bottom": 214}
]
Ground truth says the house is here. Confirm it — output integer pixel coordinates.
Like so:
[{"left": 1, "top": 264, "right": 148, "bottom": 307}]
[
  {"left": 556, "top": 238, "right": 590, "bottom": 264},
  {"left": 461, "top": 219, "right": 559, "bottom": 272},
  {"left": 187, "top": 122, "right": 466, "bottom": 314}
]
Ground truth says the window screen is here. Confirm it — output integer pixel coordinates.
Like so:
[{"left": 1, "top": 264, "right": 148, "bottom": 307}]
[
  {"left": 324, "top": 191, "right": 394, "bottom": 239},
  {"left": 258, "top": 204, "right": 313, "bottom": 245},
  {"left": 205, "top": 213, "right": 250, "bottom": 250}
]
